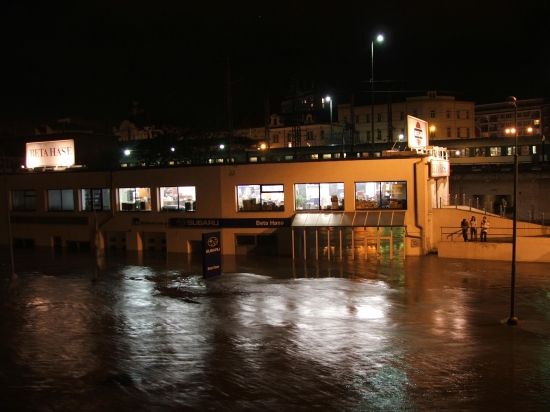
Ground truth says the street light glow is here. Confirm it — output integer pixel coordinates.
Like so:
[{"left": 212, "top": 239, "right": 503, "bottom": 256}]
[
  {"left": 370, "top": 32, "right": 385, "bottom": 145},
  {"left": 219, "top": 144, "right": 225, "bottom": 150},
  {"left": 170, "top": 147, "right": 175, "bottom": 152},
  {"left": 124, "top": 149, "right": 131, "bottom": 156},
  {"left": 325, "top": 95, "right": 331, "bottom": 102}
]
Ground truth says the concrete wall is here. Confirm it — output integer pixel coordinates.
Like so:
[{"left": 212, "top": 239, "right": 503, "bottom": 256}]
[
  {"left": 438, "top": 237, "right": 550, "bottom": 262},
  {"left": 432, "top": 207, "right": 550, "bottom": 245}
]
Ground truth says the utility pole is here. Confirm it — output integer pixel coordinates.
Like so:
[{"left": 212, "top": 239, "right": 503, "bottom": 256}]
[
  {"left": 226, "top": 57, "right": 233, "bottom": 160},
  {"left": 2, "top": 154, "right": 15, "bottom": 278}
]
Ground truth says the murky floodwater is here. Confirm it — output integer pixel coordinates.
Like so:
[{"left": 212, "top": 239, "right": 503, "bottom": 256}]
[{"left": 1, "top": 250, "right": 549, "bottom": 411}]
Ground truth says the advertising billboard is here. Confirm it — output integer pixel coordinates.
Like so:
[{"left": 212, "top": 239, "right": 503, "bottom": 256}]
[
  {"left": 26, "top": 139, "right": 75, "bottom": 168},
  {"left": 202, "top": 231, "right": 222, "bottom": 278},
  {"left": 407, "top": 116, "right": 428, "bottom": 149}
]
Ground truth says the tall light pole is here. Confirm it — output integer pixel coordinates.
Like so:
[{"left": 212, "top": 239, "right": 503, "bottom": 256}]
[
  {"left": 507, "top": 96, "right": 519, "bottom": 326},
  {"left": 323, "top": 96, "right": 333, "bottom": 144},
  {"left": 371, "top": 34, "right": 384, "bottom": 145}
]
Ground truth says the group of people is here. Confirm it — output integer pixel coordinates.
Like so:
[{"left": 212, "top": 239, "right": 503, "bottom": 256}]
[{"left": 460, "top": 215, "right": 489, "bottom": 242}]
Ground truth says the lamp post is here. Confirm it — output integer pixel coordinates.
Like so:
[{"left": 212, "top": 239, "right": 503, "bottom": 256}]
[
  {"left": 323, "top": 96, "right": 333, "bottom": 146},
  {"left": 370, "top": 33, "right": 384, "bottom": 145},
  {"left": 507, "top": 96, "right": 519, "bottom": 326}
]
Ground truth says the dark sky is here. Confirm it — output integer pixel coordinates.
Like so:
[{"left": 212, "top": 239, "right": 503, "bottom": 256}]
[{"left": 2, "top": 0, "right": 549, "bottom": 129}]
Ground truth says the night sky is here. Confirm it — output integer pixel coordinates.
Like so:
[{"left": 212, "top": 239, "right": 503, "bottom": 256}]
[{"left": 1, "top": 0, "right": 549, "bottom": 130}]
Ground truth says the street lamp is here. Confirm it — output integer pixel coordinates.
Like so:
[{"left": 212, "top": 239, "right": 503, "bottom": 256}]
[
  {"left": 507, "top": 96, "right": 519, "bottom": 326},
  {"left": 371, "top": 33, "right": 384, "bottom": 145},
  {"left": 429, "top": 125, "right": 437, "bottom": 138},
  {"left": 323, "top": 96, "right": 334, "bottom": 152}
]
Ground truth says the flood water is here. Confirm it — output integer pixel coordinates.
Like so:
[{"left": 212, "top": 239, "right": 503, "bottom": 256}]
[{"left": 1, "top": 250, "right": 550, "bottom": 411}]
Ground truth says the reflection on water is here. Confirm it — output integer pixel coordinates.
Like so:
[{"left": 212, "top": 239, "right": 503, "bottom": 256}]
[{"left": 1, "top": 250, "right": 550, "bottom": 411}]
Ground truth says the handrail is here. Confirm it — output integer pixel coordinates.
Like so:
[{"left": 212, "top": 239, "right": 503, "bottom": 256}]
[{"left": 441, "top": 226, "right": 550, "bottom": 242}]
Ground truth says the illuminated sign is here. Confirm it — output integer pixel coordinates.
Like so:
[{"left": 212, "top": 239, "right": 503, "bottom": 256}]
[
  {"left": 202, "top": 231, "right": 222, "bottom": 278},
  {"left": 407, "top": 116, "right": 428, "bottom": 149},
  {"left": 430, "top": 159, "right": 450, "bottom": 177},
  {"left": 26, "top": 139, "right": 75, "bottom": 168},
  {"left": 169, "top": 217, "right": 292, "bottom": 228}
]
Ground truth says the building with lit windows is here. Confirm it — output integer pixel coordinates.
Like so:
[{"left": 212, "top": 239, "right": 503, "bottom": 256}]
[
  {"left": 0, "top": 138, "right": 452, "bottom": 259},
  {"left": 337, "top": 91, "right": 475, "bottom": 144},
  {"left": 475, "top": 98, "right": 549, "bottom": 139}
]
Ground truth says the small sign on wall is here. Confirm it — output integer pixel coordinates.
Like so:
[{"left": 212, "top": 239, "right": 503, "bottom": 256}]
[
  {"left": 430, "top": 159, "right": 450, "bottom": 177},
  {"left": 202, "top": 231, "right": 222, "bottom": 278}
]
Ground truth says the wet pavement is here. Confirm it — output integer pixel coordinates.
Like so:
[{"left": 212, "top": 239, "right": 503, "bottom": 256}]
[{"left": 1, "top": 250, "right": 550, "bottom": 411}]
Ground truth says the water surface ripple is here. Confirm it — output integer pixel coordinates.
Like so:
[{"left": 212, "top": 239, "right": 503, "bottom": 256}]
[{"left": 1, "top": 251, "right": 549, "bottom": 411}]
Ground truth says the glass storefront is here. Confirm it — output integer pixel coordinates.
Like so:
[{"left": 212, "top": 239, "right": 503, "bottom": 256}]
[
  {"left": 159, "top": 186, "right": 196, "bottom": 211},
  {"left": 81, "top": 188, "right": 111, "bottom": 211},
  {"left": 237, "top": 184, "right": 284, "bottom": 212},
  {"left": 118, "top": 187, "right": 152, "bottom": 211},
  {"left": 355, "top": 181, "right": 407, "bottom": 209},
  {"left": 47, "top": 189, "right": 75, "bottom": 211},
  {"left": 294, "top": 183, "right": 344, "bottom": 211}
]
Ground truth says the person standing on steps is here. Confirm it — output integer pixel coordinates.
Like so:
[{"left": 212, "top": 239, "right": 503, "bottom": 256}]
[
  {"left": 480, "top": 216, "right": 490, "bottom": 242},
  {"left": 470, "top": 216, "right": 477, "bottom": 241},
  {"left": 461, "top": 218, "right": 469, "bottom": 242}
]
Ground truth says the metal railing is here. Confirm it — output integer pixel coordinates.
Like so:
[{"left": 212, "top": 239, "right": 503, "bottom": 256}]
[
  {"left": 441, "top": 226, "right": 550, "bottom": 242},
  {"left": 438, "top": 194, "right": 547, "bottom": 225}
]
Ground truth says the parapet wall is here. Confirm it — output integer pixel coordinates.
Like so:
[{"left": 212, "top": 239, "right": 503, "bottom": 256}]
[{"left": 438, "top": 237, "right": 550, "bottom": 262}]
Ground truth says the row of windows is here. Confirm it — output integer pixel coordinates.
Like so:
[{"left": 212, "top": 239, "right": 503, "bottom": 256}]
[
  {"left": 12, "top": 182, "right": 408, "bottom": 213},
  {"left": 451, "top": 145, "right": 535, "bottom": 157},
  {"left": 362, "top": 127, "right": 471, "bottom": 139},
  {"left": 480, "top": 111, "right": 541, "bottom": 123},
  {"left": 345, "top": 109, "right": 470, "bottom": 124}
]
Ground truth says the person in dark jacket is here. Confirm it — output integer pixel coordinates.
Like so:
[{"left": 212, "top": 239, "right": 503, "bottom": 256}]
[{"left": 461, "top": 218, "right": 469, "bottom": 242}]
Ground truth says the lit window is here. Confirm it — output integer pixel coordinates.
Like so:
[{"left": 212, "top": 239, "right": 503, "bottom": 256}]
[
  {"left": 295, "top": 183, "right": 344, "bottom": 211},
  {"left": 159, "top": 186, "right": 196, "bottom": 211},
  {"left": 237, "top": 184, "right": 284, "bottom": 212},
  {"left": 48, "top": 189, "right": 74, "bottom": 211},
  {"left": 355, "top": 181, "right": 407, "bottom": 210},
  {"left": 489, "top": 147, "right": 501, "bottom": 157},
  {"left": 81, "top": 188, "right": 111, "bottom": 211},
  {"left": 12, "top": 190, "right": 36, "bottom": 211},
  {"left": 118, "top": 187, "right": 151, "bottom": 211}
]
